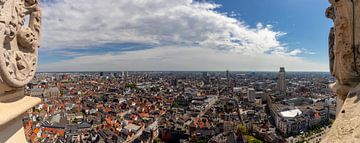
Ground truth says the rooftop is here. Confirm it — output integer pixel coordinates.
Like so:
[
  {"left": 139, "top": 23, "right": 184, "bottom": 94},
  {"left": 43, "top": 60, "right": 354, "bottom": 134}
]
[{"left": 280, "top": 109, "right": 302, "bottom": 118}]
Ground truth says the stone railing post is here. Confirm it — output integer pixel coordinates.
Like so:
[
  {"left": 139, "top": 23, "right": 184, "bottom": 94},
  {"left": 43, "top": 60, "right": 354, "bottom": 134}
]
[{"left": 0, "top": 0, "right": 42, "bottom": 142}]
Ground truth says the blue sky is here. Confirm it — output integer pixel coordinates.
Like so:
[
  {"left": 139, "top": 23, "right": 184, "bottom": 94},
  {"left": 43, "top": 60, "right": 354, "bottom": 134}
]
[
  {"left": 212, "top": 0, "right": 332, "bottom": 64},
  {"left": 38, "top": 0, "right": 332, "bottom": 71}
]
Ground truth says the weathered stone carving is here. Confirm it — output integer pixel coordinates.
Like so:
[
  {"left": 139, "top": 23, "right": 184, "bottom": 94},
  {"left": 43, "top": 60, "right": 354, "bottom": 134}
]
[
  {"left": 322, "top": 0, "right": 360, "bottom": 142},
  {"left": 327, "top": 0, "right": 360, "bottom": 91},
  {"left": 0, "top": 0, "right": 41, "bottom": 88},
  {"left": 0, "top": 0, "right": 41, "bottom": 142}
]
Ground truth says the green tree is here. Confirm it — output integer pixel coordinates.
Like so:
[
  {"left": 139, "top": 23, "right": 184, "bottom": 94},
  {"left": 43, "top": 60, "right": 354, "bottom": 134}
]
[
  {"left": 172, "top": 102, "right": 178, "bottom": 108},
  {"left": 72, "top": 118, "right": 78, "bottom": 124},
  {"left": 126, "top": 83, "right": 137, "bottom": 89},
  {"left": 196, "top": 140, "right": 207, "bottom": 143},
  {"left": 237, "top": 124, "right": 248, "bottom": 135},
  {"left": 153, "top": 138, "right": 161, "bottom": 143},
  {"left": 245, "top": 135, "right": 263, "bottom": 143}
]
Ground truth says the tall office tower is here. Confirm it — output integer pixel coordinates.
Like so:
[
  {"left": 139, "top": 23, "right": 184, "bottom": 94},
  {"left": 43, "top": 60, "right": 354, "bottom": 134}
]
[
  {"left": 202, "top": 72, "right": 208, "bottom": 79},
  {"left": 202, "top": 72, "right": 209, "bottom": 83},
  {"left": 226, "top": 70, "right": 229, "bottom": 79},
  {"left": 247, "top": 88, "right": 256, "bottom": 102},
  {"left": 277, "top": 67, "right": 287, "bottom": 94}
]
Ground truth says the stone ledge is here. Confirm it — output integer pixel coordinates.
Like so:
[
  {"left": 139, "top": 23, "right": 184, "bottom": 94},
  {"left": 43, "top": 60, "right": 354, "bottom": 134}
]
[
  {"left": 321, "top": 84, "right": 360, "bottom": 143},
  {"left": 0, "top": 96, "right": 41, "bottom": 127}
]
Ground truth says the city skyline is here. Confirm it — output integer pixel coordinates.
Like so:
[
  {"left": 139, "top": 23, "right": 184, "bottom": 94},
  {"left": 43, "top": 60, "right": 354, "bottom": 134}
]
[
  {"left": 24, "top": 70, "right": 335, "bottom": 142},
  {"left": 0, "top": 0, "right": 350, "bottom": 142},
  {"left": 38, "top": 0, "right": 331, "bottom": 72}
]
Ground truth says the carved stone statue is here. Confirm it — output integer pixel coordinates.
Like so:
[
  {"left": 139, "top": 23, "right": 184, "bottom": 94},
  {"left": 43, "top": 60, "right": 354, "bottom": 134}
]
[
  {"left": 0, "top": 0, "right": 41, "bottom": 142},
  {"left": 0, "top": 0, "right": 41, "bottom": 90},
  {"left": 322, "top": 0, "right": 360, "bottom": 142},
  {"left": 326, "top": 0, "right": 360, "bottom": 97}
]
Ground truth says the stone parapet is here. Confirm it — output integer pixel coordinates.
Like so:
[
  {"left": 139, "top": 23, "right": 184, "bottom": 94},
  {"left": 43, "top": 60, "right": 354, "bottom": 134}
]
[
  {"left": 0, "top": 0, "right": 42, "bottom": 142},
  {"left": 322, "top": 84, "right": 360, "bottom": 142},
  {"left": 323, "top": 0, "right": 360, "bottom": 142},
  {"left": 0, "top": 89, "right": 41, "bottom": 143}
]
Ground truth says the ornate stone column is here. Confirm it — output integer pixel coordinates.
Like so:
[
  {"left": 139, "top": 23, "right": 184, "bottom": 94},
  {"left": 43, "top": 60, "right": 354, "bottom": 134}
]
[
  {"left": 322, "top": 0, "right": 360, "bottom": 142},
  {"left": 0, "top": 0, "right": 41, "bottom": 142}
]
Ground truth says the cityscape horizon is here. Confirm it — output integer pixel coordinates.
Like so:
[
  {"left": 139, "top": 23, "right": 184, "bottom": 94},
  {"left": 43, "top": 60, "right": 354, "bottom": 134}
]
[
  {"left": 2, "top": 0, "right": 344, "bottom": 142},
  {"left": 23, "top": 67, "right": 336, "bottom": 142},
  {"left": 36, "top": 70, "right": 331, "bottom": 73}
]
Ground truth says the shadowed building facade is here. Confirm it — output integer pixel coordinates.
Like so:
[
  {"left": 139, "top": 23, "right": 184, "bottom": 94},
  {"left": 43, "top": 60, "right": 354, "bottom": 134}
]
[{"left": 277, "top": 67, "right": 287, "bottom": 95}]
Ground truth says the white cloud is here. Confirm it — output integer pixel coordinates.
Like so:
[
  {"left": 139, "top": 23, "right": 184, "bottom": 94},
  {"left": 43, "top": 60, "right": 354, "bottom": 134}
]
[
  {"left": 39, "top": 0, "right": 327, "bottom": 71},
  {"left": 39, "top": 46, "right": 327, "bottom": 72},
  {"left": 42, "top": 0, "right": 287, "bottom": 53},
  {"left": 288, "top": 49, "right": 303, "bottom": 56}
]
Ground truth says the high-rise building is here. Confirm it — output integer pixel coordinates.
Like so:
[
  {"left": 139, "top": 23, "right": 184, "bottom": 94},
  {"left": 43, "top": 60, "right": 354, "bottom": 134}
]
[
  {"left": 226, "top": 70, "right": 229, "bottom": 79},
  {"left": 277, "top": 67, "right": 286, "bottom": 94},
  {"left": 248, "top": 88, "right": 256, "bottom": 102},
  {"left": 202, "top": 72, "right": 208, "bottom": 79},
  {"left": 202, "top": 72, "right": 209, "bottom": 84}
]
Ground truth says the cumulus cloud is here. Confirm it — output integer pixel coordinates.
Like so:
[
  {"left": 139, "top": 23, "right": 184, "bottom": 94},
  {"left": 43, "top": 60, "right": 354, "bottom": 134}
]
[
  {"left": 42, "top": 0, "right": 290, "bottom": 54},
  {"left": 38, "top": 0, "right": 326, "bottom": 71},
  {"left": 287, "top": 49, "right": 303, "bottom": 56},
  {"left": 39, "top": 46, "right": 327, "bottom": 71}
]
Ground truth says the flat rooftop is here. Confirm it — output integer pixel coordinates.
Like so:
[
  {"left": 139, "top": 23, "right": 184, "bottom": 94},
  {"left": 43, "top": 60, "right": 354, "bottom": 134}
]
[{"left": 280, "top": 109, "right": 302, "bottom": 118}]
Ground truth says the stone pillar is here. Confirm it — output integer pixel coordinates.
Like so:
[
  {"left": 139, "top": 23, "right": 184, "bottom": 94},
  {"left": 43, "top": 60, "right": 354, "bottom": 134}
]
[
  {"left": 329, "top": 82, "right": 352, "bottom": 116},
  {"left": 0, "top": 0, "right": 42, "bottom": 142},
  {"left": 0, "top": 89, "right": 41, "bottom": 143},
  {"left": 322, "top": 0, "right": 360, "bottom": 142}
]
